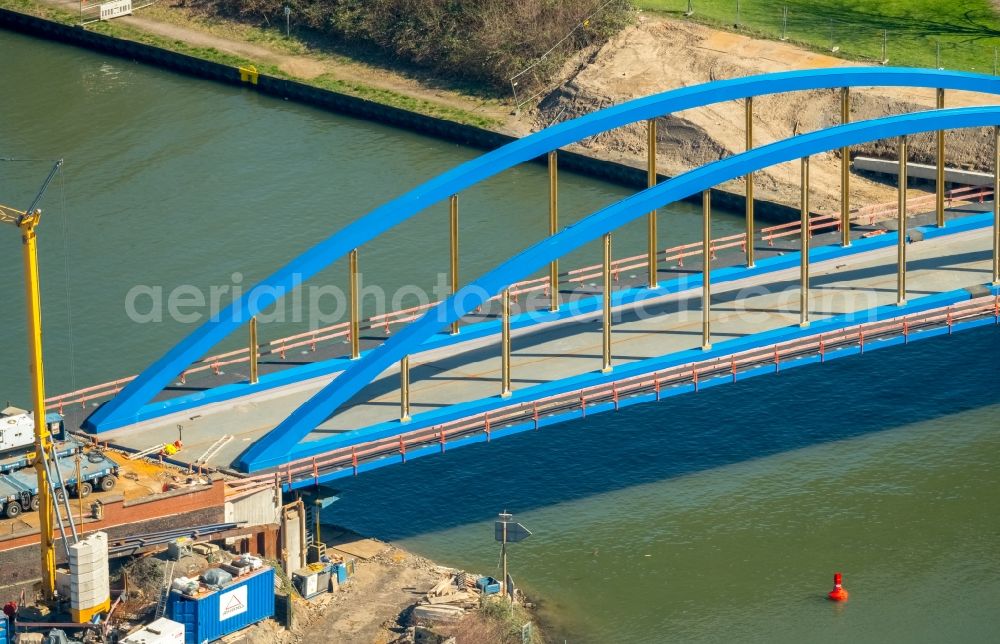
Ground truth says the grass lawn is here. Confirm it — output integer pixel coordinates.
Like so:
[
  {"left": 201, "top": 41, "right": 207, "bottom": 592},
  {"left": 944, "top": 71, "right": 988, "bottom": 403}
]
[{"left": 636, "top": 0, "right": 1000, "bottom": 73}]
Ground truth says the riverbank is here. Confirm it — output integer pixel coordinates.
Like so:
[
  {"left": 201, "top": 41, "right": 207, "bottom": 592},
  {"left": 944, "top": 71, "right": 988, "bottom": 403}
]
[
  {"left": 240, "top": 528, "right": 546, "bottom": 644},
  {"left": 0, "top": 0, "right": 917, "bottom": 221},
  {"left": 8, "top": 0, "right": 1000, "bottom": 216},
  {"left": 1, "top": 0, "right": 797, "bottom": 220},
  {"left": 11, "top": 0, "right": 996, "bottom": 218},
  {"left": 5, "top": 0, "right": 509, "bottom": 129}
]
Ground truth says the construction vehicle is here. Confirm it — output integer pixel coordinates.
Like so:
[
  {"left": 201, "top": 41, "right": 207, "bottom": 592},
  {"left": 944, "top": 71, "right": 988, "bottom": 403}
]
[
  {"left": 0, "top": 406, "right": 73, "bottom": 466},
  {"left": 0, "top": 435, "right": 82, "bottom": 476},
  {"left": 0, "top": 451, "right": 119, "bottom": 519}
]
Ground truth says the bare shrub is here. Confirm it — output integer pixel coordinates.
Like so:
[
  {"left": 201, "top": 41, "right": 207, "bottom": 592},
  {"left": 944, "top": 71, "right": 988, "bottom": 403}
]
[{"left": 196, "top": 0, "right": 633, "bottom": 92}]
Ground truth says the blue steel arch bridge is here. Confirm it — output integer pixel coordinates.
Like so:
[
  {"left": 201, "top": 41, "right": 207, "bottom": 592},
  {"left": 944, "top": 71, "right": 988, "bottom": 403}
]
[{"left": 45, "top": 67, "right": 1000, "bottom": 491}]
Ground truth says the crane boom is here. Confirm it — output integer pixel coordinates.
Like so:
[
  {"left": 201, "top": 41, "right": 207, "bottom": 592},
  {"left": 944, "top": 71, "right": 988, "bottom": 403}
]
[{"left": 1, "top": 159, "right": 63, "bottom": 600}]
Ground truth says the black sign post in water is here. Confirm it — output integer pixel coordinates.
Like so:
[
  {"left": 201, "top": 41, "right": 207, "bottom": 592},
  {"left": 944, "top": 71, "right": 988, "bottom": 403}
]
[{"left": 495, "top": 512, "right": 531, "bottom": 601}]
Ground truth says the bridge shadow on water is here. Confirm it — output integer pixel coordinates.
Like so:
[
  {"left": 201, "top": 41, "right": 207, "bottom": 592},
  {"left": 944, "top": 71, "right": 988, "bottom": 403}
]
[{"left": 325, "top": 325, "right": 1000, "bottom": 540}]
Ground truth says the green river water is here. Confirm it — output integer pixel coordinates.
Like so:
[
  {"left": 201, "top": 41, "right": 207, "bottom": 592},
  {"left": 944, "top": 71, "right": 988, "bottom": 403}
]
[{"left": 3, "top": 29, "right": 999, "bottom": 644}]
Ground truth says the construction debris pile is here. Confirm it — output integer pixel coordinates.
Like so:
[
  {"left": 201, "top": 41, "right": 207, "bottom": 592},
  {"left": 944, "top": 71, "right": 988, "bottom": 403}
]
[{"left": 411, "top": 570, "right": 496, "bottom": 624}]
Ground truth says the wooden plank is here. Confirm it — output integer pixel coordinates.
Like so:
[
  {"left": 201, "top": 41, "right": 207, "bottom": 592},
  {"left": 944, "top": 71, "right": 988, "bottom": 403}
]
[
  {"left": 427, "top": 592, "right": 465, "bottom": 605},
  {"left": 428, "top": 576, "right": 454, "bottom": 596}
]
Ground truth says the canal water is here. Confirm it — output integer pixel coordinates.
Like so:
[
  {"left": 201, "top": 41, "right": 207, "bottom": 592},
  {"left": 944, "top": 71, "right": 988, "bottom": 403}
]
[{"left": 3, "top": 29, "right": 999, "bottom": 643}]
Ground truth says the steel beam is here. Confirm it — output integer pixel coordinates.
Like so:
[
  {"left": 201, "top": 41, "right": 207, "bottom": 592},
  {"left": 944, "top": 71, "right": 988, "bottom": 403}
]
[
  {"left": 249, "top": 316, "right": 259, "bottom": 385},
  {"left": 602, "top": 233, "right": 613, "bottom": 372},
  {"left": 501, "top": 288, "right": 512, "bottom": 396},
  {"left": 746, "top": 96, "right": 756, "bottom": 267},
  {"left": 702, "top": 190, "right": 712, "bottom": 350},
  {"left": 648, "top": 118, "right": 659, "bottom": 286},
  {"left": 841, "top": 87, "right": 851, "bottom": 247},
  {"left": 936, "top": 88, "right": 946, "bottom": 228},
  {"left": 994, "top": 127, "right": 999, "bottom": 285},
  {"left": 400, "top": 355, "right": 410, "bottom": 422},
  {"left": 449, "top": 195, "right": 459, "bottom": 334},
  {"left": 898, "top": 136, "right": 908, "bottom": 305},
  {"left": 800, "top": 157, "right": 810, "bottom": 328},
  {"left": 349, "top": 248, "right": 360, "bottom": 359},
  {"left": 549, "top": 150, "right": 560, "bottom": 312}
]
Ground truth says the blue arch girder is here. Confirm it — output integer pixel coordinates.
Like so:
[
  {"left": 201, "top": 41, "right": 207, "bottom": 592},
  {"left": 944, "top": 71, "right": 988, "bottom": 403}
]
[
  {"left": 238, "top": 105, "right": 1000, "bottom": 471},
  {"left": 84, "top": 68, "right": 1000, "bottom": 441}
]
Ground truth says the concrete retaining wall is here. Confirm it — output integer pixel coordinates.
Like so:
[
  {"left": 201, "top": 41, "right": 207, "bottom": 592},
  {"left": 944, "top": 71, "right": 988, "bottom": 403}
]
[
  {"left": 0, "top": 7, "right": 800, "bottom": 221},
  {"left": 226, "top": 486, "right": 280, "bottom": 527},
  {"left": 854, "top": 156, "right": 995, "bottom": 186}
]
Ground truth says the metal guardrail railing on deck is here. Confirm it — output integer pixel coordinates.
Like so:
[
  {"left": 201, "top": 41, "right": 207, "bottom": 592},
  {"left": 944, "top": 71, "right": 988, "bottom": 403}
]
[
  {"left": 238, "top": 294, "right": 1000, "bottom": 488},
  {"left": 45, "top": 185, "right": 993, "bottom": 415}
]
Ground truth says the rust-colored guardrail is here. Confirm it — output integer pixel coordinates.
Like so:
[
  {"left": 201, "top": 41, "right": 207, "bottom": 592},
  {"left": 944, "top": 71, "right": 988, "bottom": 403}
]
[{"left": 235, "top": 294, "right": 999, "bottom": 488}]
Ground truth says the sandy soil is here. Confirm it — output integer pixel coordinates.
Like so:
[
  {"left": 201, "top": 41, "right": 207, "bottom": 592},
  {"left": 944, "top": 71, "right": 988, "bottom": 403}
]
[
  {"left": 234, "top": 543, "right": 442, "bottom": 644},
  {"left": 301, "top": 547, "right": 439, "bottom": 644},
  {"left": 526, "top": 14, "right": 998, "bottom": 212}
]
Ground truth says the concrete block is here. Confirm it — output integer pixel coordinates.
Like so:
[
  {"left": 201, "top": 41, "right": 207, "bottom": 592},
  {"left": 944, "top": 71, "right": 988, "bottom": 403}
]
[{"left": 412, "top": 604, "right": 465, "bottom": 623}]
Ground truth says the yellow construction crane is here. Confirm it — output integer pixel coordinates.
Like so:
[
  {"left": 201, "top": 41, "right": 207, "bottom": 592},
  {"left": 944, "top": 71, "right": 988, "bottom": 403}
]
[{"left": 1, "top": 159, "right": 63, "bottom": 600}]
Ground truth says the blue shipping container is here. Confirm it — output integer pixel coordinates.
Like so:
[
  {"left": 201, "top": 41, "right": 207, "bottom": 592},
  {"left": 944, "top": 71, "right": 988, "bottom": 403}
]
[{"left": 168, "top": 567, "right": 275, "bottom": 644}]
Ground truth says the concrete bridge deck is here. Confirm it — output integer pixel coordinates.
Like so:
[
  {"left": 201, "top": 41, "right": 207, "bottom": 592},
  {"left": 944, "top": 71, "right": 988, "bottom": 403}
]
[{"left": 87, "top": 212, "right": 997, "bottom": 473}]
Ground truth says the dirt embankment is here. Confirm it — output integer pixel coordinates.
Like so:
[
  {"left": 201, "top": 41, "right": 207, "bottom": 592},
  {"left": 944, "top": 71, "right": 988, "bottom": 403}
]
[{"left": 526, "top": 15, "right": 997, "bottom": 214}]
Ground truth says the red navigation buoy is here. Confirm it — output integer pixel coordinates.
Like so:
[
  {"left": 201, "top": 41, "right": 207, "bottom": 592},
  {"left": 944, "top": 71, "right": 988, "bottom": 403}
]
[{"left": 827, "top": 572, "right": 849, "bottom": 602}]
